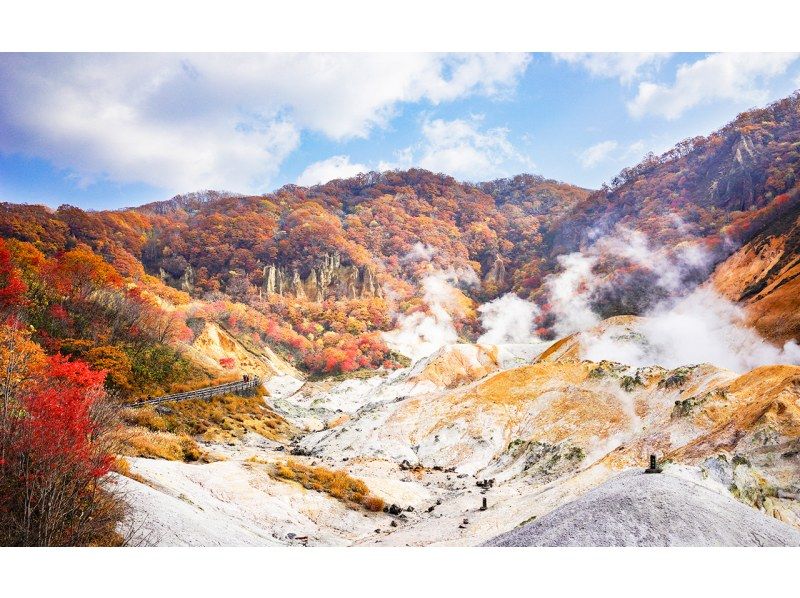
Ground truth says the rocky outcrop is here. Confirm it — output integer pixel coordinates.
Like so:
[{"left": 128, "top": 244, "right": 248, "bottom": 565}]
[
  {"left": 263, "top": 253, "right": 382, "bottom": 301},
  {"left": 709, "top": 133, "right": 760, "bottom": 211},
  {"left": 182, "top": 321, "right": 300, "bottom": 379},
  {"left": 291, "top": 269, "right": 306, "bottom": 299},
  {"left": 159, "top": 264, "right": 195, "bottom": 292},
  {"left": 484, "top": 254, "right": 506, "bottom": 288}
]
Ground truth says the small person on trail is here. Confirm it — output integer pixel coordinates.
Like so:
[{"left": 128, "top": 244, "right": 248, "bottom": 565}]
[{"left": 243, "top": 374, "right": 249, "bottom": 383}]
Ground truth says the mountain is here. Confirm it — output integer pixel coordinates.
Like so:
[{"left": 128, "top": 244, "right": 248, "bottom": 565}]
[
  {"left": 4, "top": 92, "right": 800, "bottom": 547},
  {"left": 2, "top": 94, "right": 800, "bottom": 389}
]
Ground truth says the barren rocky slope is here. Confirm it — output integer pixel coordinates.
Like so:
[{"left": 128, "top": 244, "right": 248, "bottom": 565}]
[
  {"left": 711, "top": 200, "right": 800, "bottom": 344},
  {"left": 120, "top": 317, "right": 800, "bottom": 546},
  {"left": 485, "top": 467, "right": 800, "bottom": 547}
]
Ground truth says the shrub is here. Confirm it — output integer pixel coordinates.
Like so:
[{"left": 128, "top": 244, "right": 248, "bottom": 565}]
[{"left": 0, "top": 346, "right": 125, "bottom": 546}]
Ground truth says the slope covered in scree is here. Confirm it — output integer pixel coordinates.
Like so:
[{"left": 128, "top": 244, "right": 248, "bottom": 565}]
[{"left": 485, "top": 468, "right": 800, "bottom": 547}]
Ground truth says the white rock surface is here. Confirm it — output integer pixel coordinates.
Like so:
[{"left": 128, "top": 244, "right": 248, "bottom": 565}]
[{"left": 485, "top": 467, "right": 800, "bottom": 547}]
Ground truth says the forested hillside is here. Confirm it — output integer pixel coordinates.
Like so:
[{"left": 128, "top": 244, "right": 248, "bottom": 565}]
[{"left": 1, "top": 93, "right": 800, "bottom": 390}]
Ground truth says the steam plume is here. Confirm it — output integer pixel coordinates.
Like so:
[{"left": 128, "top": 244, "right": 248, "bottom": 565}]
[
  {"left": 383, "top": 267, "right": 477, "bottom": 362},
  {"left": 545, "top": 226, "right": 800, "bottom": 373},
  {"left": 477, "top": 293, "right": 540, "bottom": 344}
]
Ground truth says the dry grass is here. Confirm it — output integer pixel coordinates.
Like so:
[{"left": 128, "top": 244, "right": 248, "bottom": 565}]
[
  {"left": 117, "top": 426, "right": 210, "bottom": 462},
  {"left": 269, "top": 459, "right": 385, "bottom": 512},
  {"left": 117, "top": 392, "right": 292, "bottom": 462},
  {"left": 111, "top": 456, "right": 149, "bottom": 484},
  {"left": 121, "top": 392, "right": 293, "bottom": 446}
]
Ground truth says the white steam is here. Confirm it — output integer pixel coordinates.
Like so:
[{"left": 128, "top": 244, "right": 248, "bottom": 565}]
[
  {"left": 581, "top": 288, "right": 800, "bottom": 373},
  {"left": 477, "top": 293, "right": 541, "bottom": 344},
  {"left": 547, "top": 251, "right": 601, "bottom": 337},
  {"left": 402, "top": 242, "right": 437, "bottom": 262},
  {"left": 546, "top": 226, "right": 800, "bottom": 373},
  {"left": 383, "top": 268, "right": 478, "bottom": 362}
]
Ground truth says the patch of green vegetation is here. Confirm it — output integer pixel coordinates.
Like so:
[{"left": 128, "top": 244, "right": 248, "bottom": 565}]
[
  {"left": 672, "top": 398, "right": 695, "bottom": 417},
  {"left": 507, "top": 438, "right": 525, "bottom": 451},
  {"left": 566, "top": 446, "right": 585, "bottom": 461},
  {"left": 521, "top": 441, "right": 585, "bottom": 480},
  {"left": 589, "top": 366, "right": 607, "bottom": 379},
  {"left": 620, "top": 374, "right": 643, "bottom": 392},
  {"left": 658, "top": 366, "right": 693, "bottom": 390},
  {"left": 307, "top": 368, "right": 381, "bottom": 383},
  {"left": 732, "top": 454, "right": 751, "bottom": 467},
  {"left": 128, "top": 344, "right": 202, "bottom": 397},
  {"left": 516, "top": 515, "right": 537, "bottom": 528},
  {"left": 588, "top": 360, "right": 628, "bottom": 380}
]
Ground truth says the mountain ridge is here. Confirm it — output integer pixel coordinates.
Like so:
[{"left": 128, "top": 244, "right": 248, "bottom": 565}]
[{"left": 1, "top": 92, "right": 799, "bottom": 384}]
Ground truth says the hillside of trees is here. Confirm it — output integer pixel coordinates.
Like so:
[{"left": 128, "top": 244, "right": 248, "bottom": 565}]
[
  {"left": 2, "top": 92, "right": 800, "bottom": 545},
  {"left": 1, "top": 93, "right": 799, "bottom": 387}
]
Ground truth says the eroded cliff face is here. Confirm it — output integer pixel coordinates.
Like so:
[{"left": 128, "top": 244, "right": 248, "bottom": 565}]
[
  {"left": 710, "top": 199, "right": 800, "bottom": 344},
  {"left": 182, "top": 321, "right": 300, "bottom": 380},
  {"left": 709, "top": 133, "right": 760, "bottom": 211},
  {"left": 262, "top": 253, "right": 382, "bottom": 301},
  {"left": 483, "top": 254, "right": 506, "bottom": 288}
]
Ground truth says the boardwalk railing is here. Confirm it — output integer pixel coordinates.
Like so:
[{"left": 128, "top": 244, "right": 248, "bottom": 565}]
[{"left": 132, "top": 376, "right": 262, "bottom": 408}]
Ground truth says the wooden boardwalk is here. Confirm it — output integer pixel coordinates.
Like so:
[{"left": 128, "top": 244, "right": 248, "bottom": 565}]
[{"left": 132, "top": 377, "right": 262, "bottom": 408}]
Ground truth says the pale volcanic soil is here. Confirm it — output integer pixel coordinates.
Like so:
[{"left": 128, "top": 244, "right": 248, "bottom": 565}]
[
  {"left": 485, "top": 468, "right": 800, "bottom": 547},
  {"left": 119, "top": 327, "right": 800, "bottom": 546}
]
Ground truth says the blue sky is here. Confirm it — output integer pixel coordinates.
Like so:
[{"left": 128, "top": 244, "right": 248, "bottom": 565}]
[{"left": 1, "top": 52, "right": 799, "bottom": 210}]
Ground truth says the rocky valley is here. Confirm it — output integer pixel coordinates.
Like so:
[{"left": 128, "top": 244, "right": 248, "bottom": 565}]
[
  {"left": 115, "top": 312, "right": 800, "bottom": 545},
  {"left": 3, "top": 91, "right": 800, "bottom": 547}
]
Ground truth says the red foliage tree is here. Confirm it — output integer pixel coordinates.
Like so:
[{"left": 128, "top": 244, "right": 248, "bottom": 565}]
[
  {"left": 0, "top": 238, "right": 26, "bottom": 317},
  {"left": 0, "top": 350, "right": 123, "bottom": 546}
]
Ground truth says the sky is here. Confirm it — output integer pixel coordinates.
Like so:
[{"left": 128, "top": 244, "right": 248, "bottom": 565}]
[{"left": 1, "top": 52, "right": 799, "bottom": 210}]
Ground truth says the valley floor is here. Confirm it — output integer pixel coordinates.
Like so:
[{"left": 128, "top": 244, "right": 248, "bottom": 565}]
[{"left": 118, "top": 334, "right": 800, "bottom": 547}]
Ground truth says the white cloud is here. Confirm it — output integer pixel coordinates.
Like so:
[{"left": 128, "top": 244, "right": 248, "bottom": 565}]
[
  {"left": 296, "top": 155, "right": 368, "bottom": 187},
  {"left": 578, "top": 139, "right": 653, "bottom": 170},
  {"left": 555, "top": 53, "right": 671, "bottom": 84},
  {"left": 579, "top": 140, "right": 618, "bottom": 168},
  {"left": 628, "top": 52, "right": 799, "bottom": 119},
  {"left": 0, "top": 53, "right": 530, "bottom": 193},
  {"left": 381, "top": 116, "right": 534, "bottom": 181}
]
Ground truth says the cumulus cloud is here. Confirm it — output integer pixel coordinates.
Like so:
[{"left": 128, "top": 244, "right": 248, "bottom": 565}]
[
  {"left": 296, "top": 155, "right": 368, "bottom": 186},
  {"left": 555, "top": 52, "right": 671, "bottom": 84},
  {"left": 579, "top": 139, "right": 657, "bottom": 171},
  {"left": 0, "top": 53, "right": 530, "bottom": 193},
  {"left": 477, "top": 293, "right": 540, "bottom": 345},
  {"left": 381, "top": 116, "right": 534, "bottom": 181},
  {"left": 627, "top": 52, "right": 799, "bottom": 119},
  {"left": 579, "top": 140, "right": 619, "bottom": 168}
]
